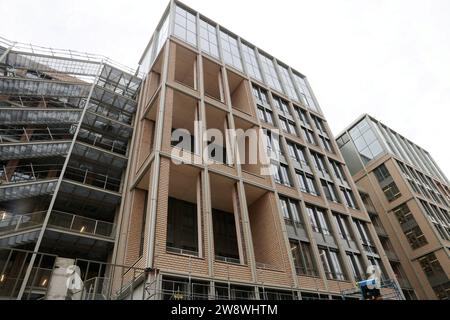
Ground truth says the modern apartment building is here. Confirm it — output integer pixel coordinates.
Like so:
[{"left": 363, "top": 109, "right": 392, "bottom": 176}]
[
  {"left": 337, "top": 114, "right": 450, "bottom": 300},
  {"left": 1, "top": 1, "right": 402, "bottom": 300},
  {"left": 112, "top": 1, "right": 403, "bottom": 300}
]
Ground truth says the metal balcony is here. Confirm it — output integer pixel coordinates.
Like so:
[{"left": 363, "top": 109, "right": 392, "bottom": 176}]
[
  {"left": 0, "top": 164, "right": 62, "bottom": 185},
  {"left": 0, "top": 141, "right": 70, "bottom": 161},
  {"left": 0, "top": 164, "right": 120, "bottom": 193},
  {"left": 0, "top": 108, "right": 81, "bottom": 125},
  {"left": 2, "top": 39, "right": 141, "bottom": 97},
  {"left": 0, "top": 77, "right": 91, "bottom": 98},
  {"left": 0, "top": 126, "right": 74, "bottom": 144},
  {"left": 72, "top": 142, "right": 127, "bottom": 172},
  {"left": 0, "top": 210, "right": 116, "bottom": 240},
  {"left": 0, "top": 180, "right": 57, "bottom": 202}
]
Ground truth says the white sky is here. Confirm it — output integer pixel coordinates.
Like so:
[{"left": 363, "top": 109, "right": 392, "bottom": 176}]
[{"left": 2, "top": 0, "right": 449, "bottom": 177}]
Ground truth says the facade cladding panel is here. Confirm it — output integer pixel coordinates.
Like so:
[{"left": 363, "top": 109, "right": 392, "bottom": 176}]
[
  {"left": 0, "top": 1, "right": 410, "bottom": 300},
  {"left": 337, "top": 114, "right": 450, "bottom": 300}
]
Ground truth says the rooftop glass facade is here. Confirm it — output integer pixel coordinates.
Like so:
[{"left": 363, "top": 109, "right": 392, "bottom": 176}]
[
  {"left": 138, "top": 1, "right": 322, "bottom": 115},
  {"left": 337, "top": 115, "right": 449, "bottom": 184}
]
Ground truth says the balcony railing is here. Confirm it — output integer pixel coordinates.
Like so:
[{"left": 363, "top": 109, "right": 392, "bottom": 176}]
[
  {"left": 0, "top": 247, "right": 149, "bottom": 300},
  {"left": 215, "top": 255, "right": 241, "bottom": 265},
  {"left": 255, "top": 262, "right": 280, "bottom": 271},
  {"left": 166, "top": 246, "right": 198, "bottom": 257},
  {"left": 64, "top": 166, "right": 121, "bottom": 192},
  {"left": 0, "top": 210, "right": 115, "bottom": 239},
  {"left": 77, "top": 128, "right": 127, "bottom": 155},
  {"left": 0, "top": 164, "right": 61, "bottom": 184},
  {"left": 0, "top": 267, "right": 52, "bottom": 298},
  {"left": 0, "top": 164, "right": 121, "bottom": 192},
  {"left": 0, "top": 126, "right": 73, "bottom": 143}
]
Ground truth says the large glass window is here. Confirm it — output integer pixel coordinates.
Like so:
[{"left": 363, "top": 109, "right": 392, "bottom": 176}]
[
  {"left": 259, "top": 53, "right": 283, "bottom": 92},
  {"left": 319, "top": 247, "right": 346, "bottom": 281},
  {"left": 419, "top": 253, "right": 444, "bottom": 277},
  {"left": 333, "top": 213, "right": 353, "bottom": 240},
  {"left": 312, "top": 116, "right": 327, "bottom": 136},
  {"left": 373, "top": 164, "right": 391, "bottom": 183},
  {"left": 199, "top": 18, "right": 219, "bottom": 58},
  {"left": 330, "top": 160, "right": 348, "bottom": 183},
  {"left": 295, "top": 107, "right": 310, "bottom": 127},
  {"left": 349, "top": 118, "right": 384, "bottom": 164},
  {"left": 292, "top": 73, "right": 318, "bottom": 112},
  {"left": 166, "top": 197, "right": 198, "bottom": 254},
  {"left": 272, "top": 163, "right": 291, "bottom": 186},
  {"left": 321, "top": 180, "right": 339, "bottom": 203},
  {"left": 432, "top": 283, "right": 450, "bottom": 300},
  {"left": 157, "top": 14, "right": 170, "bottom": 51},
  {"left": 306, "top": 206, "right": 330, "bottom": 235},
  {"left": 393, "top": 203, "right": 415, "bottom": 225},
  {"left": 279, "top": 117, "right": 297, "bottom": 136},
  {"left": 353, "top": 219, "right": 376, "bottom": 253},
  {"left": 341, "top": 187, "right": 358, "bottom": 209},
  {"left": 347, "top": 252, "right": 364, "bottom": 281},
  {"left": 213, "top": 209, "right": 240, "bottom": 261},
  {"left": 241, "top": 43, "right": 262, "bottom": 81},
  {"left": 311, "top": 152, "right": 328, "bottom": 175},
  {"left": 405, "top": 226, "right": 428, "bottom": 249},
  {"left": 278, "top": 65, "right": 298, "bottom": 100},
  {"left": 320, "top": 136, "right": 333, "bottom": 153},
  {"left": 272, "top": 96, "right": 291, "bottom": 116},
  {"left": 287, "top": 141, "right": 309, "bottom": 169},
  {"left": 290, "top": 240, "right": 317, "bottom": 276},
  {"left": 297, "top": 171, "right": 319, "bottom": 196},
  {"left": 257, "top": 106, "right": 273, "bottom": 124},
  {"left": 279, "top": 196, "right": 302, "bottom": 227},
  {"left": 302, "top": 128, "right": 316, "bottom": 145},
  {"left": 220, "top": 31, "right": 243, "bottom": 71},
  {"left": 252, "top": 85, "right": 269, "bottom": 106},
  {"left": 173, "top": 5, "right": 197, "bottom": 47},
  {"left": 382, "top": 182, "right": 401, "bottom": 202},
  {"left": 264, "top": 130, "right": 281, "bottom": 156}
]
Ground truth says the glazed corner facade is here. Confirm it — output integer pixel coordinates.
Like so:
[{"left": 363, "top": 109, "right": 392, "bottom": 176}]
[
  {"left": 337, "top": 114, "right": 450, "bottom": 300},
  {"left": 113, "top": 1, "right": 403, "bottom": 299}
]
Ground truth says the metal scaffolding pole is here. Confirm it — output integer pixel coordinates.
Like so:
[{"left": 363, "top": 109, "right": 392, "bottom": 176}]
[{"left": 0, "top": 41, "right": 16, "bottom": 63}]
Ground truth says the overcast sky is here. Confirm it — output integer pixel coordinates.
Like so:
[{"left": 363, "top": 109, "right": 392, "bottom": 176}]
[{"left": 2, "top": 0, "right": 449, "bottom": 177}]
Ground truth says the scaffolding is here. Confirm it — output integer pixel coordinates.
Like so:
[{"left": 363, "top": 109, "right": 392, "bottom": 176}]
[
  {"left": 0, "top": 35, "right": 141, "bottom": 300},
  {"left": 340, "top": 279, "right": 404, "bottom": 300}
]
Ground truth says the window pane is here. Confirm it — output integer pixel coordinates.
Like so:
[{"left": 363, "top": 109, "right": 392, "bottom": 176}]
[
  {"left": 220, "top": 31, "right": 242, "bottom": 71},
  {"left": 292, "top": 73, "right": 318, "bottom": 112},
  {"left": 174, "top": 5, "right": 197, "bottom": 47},
  {"left": 259, "top": 53, "right": 282, "bottom": 92},
  {"left": 199, "top": 19, "right": 219, "bottom": 58},
  {"left": 241, "top": 43, "right": 262, "bottom": 81}
]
